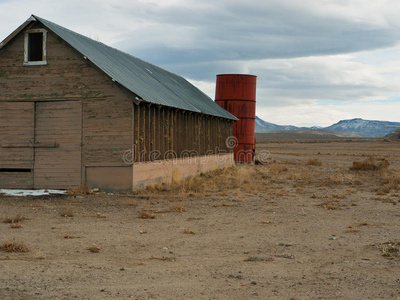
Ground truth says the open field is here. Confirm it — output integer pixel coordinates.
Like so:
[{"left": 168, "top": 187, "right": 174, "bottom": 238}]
[{"left": 1, "top": 139, "right": 400, "bottom": 299}]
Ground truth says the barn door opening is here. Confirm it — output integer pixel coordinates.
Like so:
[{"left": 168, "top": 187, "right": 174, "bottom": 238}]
[
  {"left": 0, "top": 102, "right": 34, "bottom": 188},
  {"left": 33, "top": 101, "right": 82, "bottom": 189}
]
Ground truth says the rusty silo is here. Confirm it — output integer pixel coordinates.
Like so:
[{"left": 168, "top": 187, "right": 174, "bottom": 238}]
[{"left": 215, "top": 74, "right": 257, "bottom": 162}]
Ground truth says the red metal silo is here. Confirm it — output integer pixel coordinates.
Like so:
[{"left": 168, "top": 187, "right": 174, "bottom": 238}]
[{"left": 215, "top": 74, "right": 257, "bottom": 162}]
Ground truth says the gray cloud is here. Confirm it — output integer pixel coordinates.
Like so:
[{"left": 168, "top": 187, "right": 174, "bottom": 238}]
[
  {"left": 112, "top": 0, "right": 400, "bottom": 75},
  {"left": 1, "top": 0, "right": 399, "bottom": 124}
]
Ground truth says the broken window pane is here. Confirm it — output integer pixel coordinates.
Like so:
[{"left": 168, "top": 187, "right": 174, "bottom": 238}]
[{"left": 28, "top": 32, "right": 43, "bottom": 61}]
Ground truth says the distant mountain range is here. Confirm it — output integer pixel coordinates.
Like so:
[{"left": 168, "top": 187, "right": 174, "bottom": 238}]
[{"left": 255, "top": 117, "right": 400, "bottom": 137}]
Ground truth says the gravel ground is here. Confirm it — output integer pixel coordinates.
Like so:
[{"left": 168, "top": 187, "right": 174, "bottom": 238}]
[{"left": 0, "top": 139, "right": 399, "bottom": 299}]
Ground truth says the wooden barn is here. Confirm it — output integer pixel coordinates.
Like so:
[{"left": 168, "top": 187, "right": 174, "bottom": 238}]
[{"left": 0, "top": 15, "right": 237, "bottom": 192}]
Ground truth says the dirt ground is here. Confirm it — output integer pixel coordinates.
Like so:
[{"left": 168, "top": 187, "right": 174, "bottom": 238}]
[{"left": 1, "top": 139, "right": 400, "bottom": 300}]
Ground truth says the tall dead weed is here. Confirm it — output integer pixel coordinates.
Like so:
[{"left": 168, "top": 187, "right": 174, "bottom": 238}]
[
  {"left": 136, "top": 166, "right": 264, "bottom": 197},
  {"left": 350, "top": 156, "right": 390, "bottom": 171}
]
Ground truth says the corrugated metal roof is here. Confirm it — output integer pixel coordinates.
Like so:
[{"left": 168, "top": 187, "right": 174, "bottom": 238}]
[{"left": 32, "top": 15, "right": 237, "bottom": 121}]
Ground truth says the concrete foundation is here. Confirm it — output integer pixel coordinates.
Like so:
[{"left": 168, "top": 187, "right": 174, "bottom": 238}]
[{"left": 132, "top": 153, "right": 235, "bottom": 189}]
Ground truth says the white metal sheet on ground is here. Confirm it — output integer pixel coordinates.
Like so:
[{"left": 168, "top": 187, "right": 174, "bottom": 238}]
[{"left": 0, "top": 189, "right": 66, "bottom": 196}]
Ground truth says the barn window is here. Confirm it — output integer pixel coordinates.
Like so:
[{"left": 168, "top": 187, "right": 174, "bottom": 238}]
[{"left": 24, "top": 29, "right": 47, "bottom": 66}]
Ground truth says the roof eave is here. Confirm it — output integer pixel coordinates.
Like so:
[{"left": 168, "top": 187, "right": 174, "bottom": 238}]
[
  {"left": 1, "top": 15, "right": 239, "bottom": 121},
  {"left": 0, "top": 15, "right": 36, "bottom": 50}
]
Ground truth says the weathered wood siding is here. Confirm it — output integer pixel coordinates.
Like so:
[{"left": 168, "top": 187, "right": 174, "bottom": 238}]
[
  {"left": 0, "top": 102, "right": 34, "bottom": 188},
  {"left": 0, "top": 23, "right": 134, "bottom": 189},
  {"left": 82, "top": 98, "right": 132, "bottom": 165},
  {"left": 34, "top": 101, "right": 82, "bottom": 189},
  {"left": 132, "top": 103, "right": 233, "bottom": 163},
  {"left": 0, "top": 102, "right": 34, "bottom": 168},
  {"left": 1, "top": 24, "right": 133, "bottom": 102},
  {"left": 82, "top": 97, "right": 133, "bottom": 191}
]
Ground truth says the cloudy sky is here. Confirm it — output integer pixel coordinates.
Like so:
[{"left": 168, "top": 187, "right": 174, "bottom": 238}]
[{"left": 1, "top": 0, "right": 400, "bottom": 126}]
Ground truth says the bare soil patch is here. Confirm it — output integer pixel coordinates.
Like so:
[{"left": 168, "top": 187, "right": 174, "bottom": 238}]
[{"left": 0, "top": 139, "right": 399, "bottom": 299}]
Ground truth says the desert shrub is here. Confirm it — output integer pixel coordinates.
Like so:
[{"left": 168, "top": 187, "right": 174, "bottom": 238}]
[
  {"left": 183, "top": 228, "right": 195, "bottom": 234},
  {"left": 169, "top": 204, "right": 186, "bottom": 212},
  {"left": 139, "top": 166, "right": 254, "bottom": 196},
  {"left": 350, "top": 156, "right": 390, "bottom": 171},
  {"left": 381, "top": 170, "right": 400, "bottom": 185},
  {"left": 316, "top": 200, "right": 343, "bottom": 210},
  {"left": 67, "top": 183, "right": 91, "bottom": 195},
  {"left": 59, "top": 206, "right": 74, "bottom": 217},
  {"left": 0, "top": 241, "right": 30, "bottom": 252},
  {"left": 376, "top": 180, "right": 399, "bottom": 195},
  {"left": 306, "top": 158, "right": 322, "bottom": 166},
  {"left": 378, "top": 241, "right": 399, "bottom": 258},
  {"left": 3, "top": 215, "right": 28, "bottom": 224},
  {"left": 139, "top": 211, "right": 156, "bottom": 219},
  {"left": 87, "top": 245, "right": 101, "bottom": 253},
  {"left": 10, "top": 223, "right": 22, "bottom": 229},
  {"left": 268, "top": 163, "right": 289, "bottom": 175}
]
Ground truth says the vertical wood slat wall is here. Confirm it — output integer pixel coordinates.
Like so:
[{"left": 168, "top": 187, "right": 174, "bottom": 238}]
[{"left": 132, "top": 102, "right": 233, "bottom": 163}]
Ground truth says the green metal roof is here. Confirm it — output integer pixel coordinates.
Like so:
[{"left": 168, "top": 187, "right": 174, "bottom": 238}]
[{"left": 31, "top": 15, "right": 237, "bottom": 120}]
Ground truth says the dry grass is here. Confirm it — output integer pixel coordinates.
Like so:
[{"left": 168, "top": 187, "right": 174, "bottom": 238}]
[
  {"left": 63, "top": 233, "right": 80, "bottom": 239},
  {"left": 139, "top": 211, "right": 156, "bottom": 219},
  {"left": 350, "top": 156, "right": 390, "bottom": 171},
  {"left": 3, "top": 215, "right": 28, "bottom": 224},
  {"left": 345, "top": 226, "right": 359, "bottom": 233},
  {"left": 381, "top": 170, "right": 400, "bottom": 186},
  {"left": 357, "top": 222, "right": 369, "bottom": 227},
  {"left": 135, "top": 162, "right": 325, "bottom": 199},
  {"left": 67, "top": 183, "right": 91, "bottom": 196},
  {"left": 316, "top": 199, "right": 342, "bottom": 210},
  {"left": 59, "top": 207, "right": 74, "bottom": 217},
  {"left": 268, "top": 163, "right": 289, "bottom": 175},
  {"left": 87, "top": 245, "right": 101, "bottom": 253},
  {"left": 378, "top": 241, "right": 399, "bottom": 258},
  {"left": 10, "top": 223, "right": 22, "bottom": 229},
  {"left": 130, "top": 153, "right": 393, "bottom": 215},
  {"left": 327, "top": 172, "right": 356, "bottom": 185},
  {"left": 183, "top": 228, "right": 195, "bottom": 234},
  {"left": 0, "top": 241, "right": 30, "bottom": 253},
  {"left": 150, "top": 255, "right": 176, "bottom": 261},
  {"left": 371, "top": 169, "right": 400, "bottom": 195},
  {"left": 306, "top": 158, "right": 322, "bottom": 166},
  {"left": 135, "top": 166, "right": 258, "bottom": 197},
  {"left": 33, "top": 250, "right": 46, "bottom": 260},
  {"left": 169, "top": 204, "right": 186, "bottom": 212},
  {"left": 370, "top": 196, "right": 398, "bottom": 204},
  {"left": 212, "top": 202, "right": 238, "bottom": 207},
  {"left": 135, "top": 163, "right": 306, "bottom": 198},
  {"left": 127, "top": 199, "right": 138, "bottom": 206},
  {"left": 376, "top": 183, "right": 399, "bottom": 195}
]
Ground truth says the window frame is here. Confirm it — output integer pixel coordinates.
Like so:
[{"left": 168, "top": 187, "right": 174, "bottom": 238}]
[{"left": 24, "top": 28, "right": 47, "bottom": 66}]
